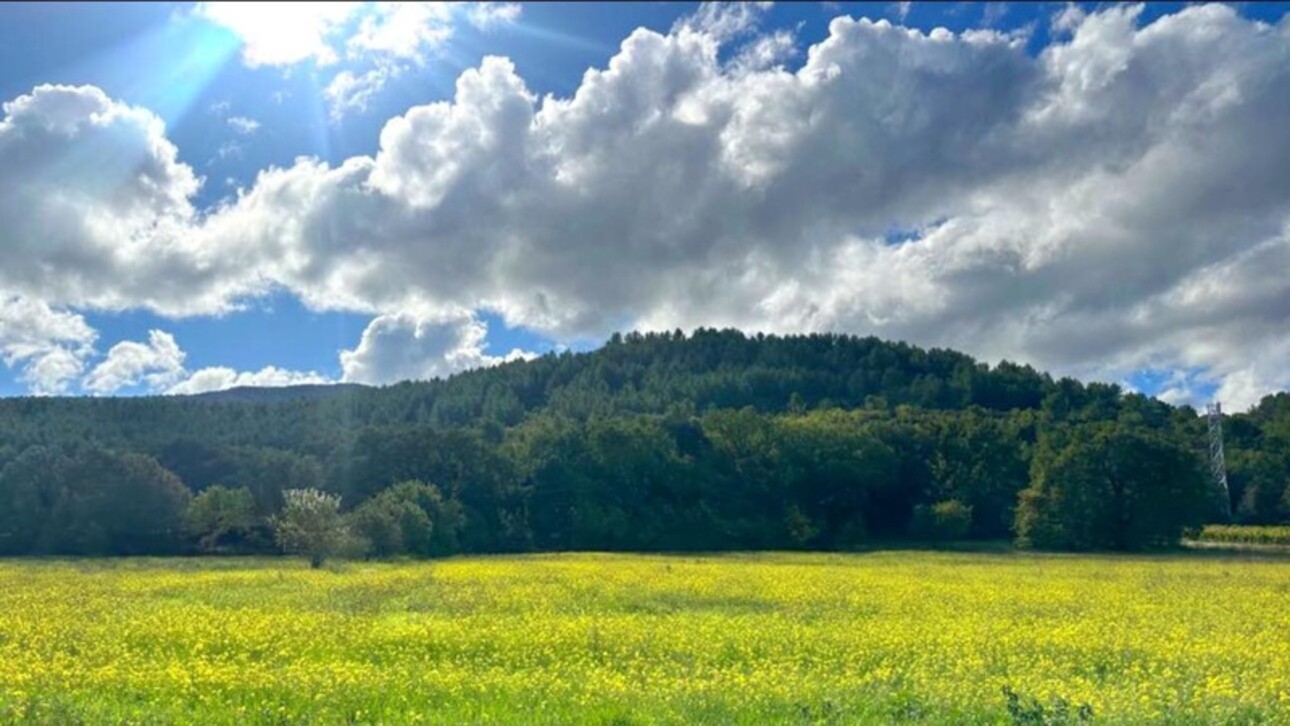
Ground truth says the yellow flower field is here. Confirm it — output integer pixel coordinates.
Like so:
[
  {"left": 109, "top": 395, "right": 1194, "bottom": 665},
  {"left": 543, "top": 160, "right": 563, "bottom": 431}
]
[{"left": 0, "top": 552, "right": 1286, "bottom": 724}]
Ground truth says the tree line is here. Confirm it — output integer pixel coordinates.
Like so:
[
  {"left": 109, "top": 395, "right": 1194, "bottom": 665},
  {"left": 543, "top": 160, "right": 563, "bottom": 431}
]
[{"left": 0, "top": 329, "right": 1286, "bottom": 559}]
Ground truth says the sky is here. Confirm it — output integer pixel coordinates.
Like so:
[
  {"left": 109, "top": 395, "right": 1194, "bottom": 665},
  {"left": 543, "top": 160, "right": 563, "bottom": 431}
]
[{"left": 1, "top": 1, "right": 1290, "bottom": 410}]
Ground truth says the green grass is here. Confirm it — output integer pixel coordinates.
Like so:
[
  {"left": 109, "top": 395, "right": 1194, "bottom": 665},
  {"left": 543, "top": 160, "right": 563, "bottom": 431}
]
[{"left": 0, "top": 551, "right": 1286, "bottom": 724}]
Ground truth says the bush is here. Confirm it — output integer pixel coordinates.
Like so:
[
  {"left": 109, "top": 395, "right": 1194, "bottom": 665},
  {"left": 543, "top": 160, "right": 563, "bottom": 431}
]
[
  {"left": 347, "top": 481, "right": 463, "bottom": 559},
  {"left": 348, "top": 495, "right": 430, "bottom": 558}
]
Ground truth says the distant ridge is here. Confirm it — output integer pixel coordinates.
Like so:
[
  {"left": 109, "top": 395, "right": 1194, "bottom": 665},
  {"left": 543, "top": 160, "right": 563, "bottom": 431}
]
[{"left": 184, "top": 383, "right": 369, "bottom": 403}]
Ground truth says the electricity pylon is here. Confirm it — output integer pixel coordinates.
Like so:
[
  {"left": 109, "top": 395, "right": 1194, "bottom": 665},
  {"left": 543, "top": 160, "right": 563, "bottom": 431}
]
[{"left": 1206, "top": 402, "right": 1232, "bottom": 521}]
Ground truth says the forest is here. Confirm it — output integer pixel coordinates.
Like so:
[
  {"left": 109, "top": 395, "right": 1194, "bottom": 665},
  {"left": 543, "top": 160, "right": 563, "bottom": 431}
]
[{"left": 1, "top": 329, "right": 1287, "bottom": 557}]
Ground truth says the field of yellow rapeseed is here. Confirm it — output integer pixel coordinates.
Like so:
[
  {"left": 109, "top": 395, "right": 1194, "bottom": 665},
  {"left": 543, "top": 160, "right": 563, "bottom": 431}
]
[{"left": 0, "top": 551, "right": 1285, "bottom": 724}]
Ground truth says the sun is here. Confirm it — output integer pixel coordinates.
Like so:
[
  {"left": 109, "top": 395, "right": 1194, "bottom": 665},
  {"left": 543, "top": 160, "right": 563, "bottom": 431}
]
[{"left": 196, "top": 1, "right": 363, "bottom": 67}]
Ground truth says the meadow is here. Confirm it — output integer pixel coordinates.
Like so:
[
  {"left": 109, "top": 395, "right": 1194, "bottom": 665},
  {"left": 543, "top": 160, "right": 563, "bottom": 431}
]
[{"left": 0, "top": 552, "right": 1286, "bottom": 725}]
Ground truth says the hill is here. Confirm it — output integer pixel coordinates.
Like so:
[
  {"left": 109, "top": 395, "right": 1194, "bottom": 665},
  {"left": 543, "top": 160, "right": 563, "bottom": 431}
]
[
  {"left": 0, "top": 329, "right": 1120, "bottom": 453},
  {"left": 0, "top": 329, "right": 1286, "bottom": 556}
]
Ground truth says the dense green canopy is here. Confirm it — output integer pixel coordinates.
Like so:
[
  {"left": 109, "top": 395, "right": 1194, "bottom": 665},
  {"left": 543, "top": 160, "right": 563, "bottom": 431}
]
[{"left": 1, "top": 329, "right": 1286, "bottom": 555}]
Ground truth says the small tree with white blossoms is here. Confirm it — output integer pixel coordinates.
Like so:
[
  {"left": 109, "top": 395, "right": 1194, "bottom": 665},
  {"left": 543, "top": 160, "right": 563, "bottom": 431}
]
[{"left": 274, "top": 488, "right": 352, "bottom": 568}]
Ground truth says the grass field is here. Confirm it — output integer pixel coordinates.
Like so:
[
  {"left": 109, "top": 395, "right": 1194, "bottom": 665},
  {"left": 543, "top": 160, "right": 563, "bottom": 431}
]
[{"left": 0, "top": 552, "right": 1286, "bottom": 725}]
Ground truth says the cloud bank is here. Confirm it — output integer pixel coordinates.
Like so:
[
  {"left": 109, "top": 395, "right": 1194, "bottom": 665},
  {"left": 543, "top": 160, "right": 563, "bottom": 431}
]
[{"left": 2, "top": 4, "right": 1290, "bottom": 407}]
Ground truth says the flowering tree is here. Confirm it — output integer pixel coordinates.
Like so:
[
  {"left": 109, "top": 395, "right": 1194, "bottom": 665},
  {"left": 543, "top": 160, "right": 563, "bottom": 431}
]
[{"left": 274, "top": 488, "right": 351, "bottom": 568}]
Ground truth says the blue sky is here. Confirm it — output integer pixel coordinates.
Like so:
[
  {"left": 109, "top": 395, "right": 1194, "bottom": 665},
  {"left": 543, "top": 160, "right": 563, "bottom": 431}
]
[{"left": 1, "top": 2, "right": 1289, "bottom": 407}]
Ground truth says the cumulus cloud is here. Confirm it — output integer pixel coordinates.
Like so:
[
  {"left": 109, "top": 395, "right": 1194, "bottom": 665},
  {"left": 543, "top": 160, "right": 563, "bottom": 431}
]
[
  {"left": 83, "top": 330, "right": 186, "bottom": 394},
  {"left": 81, "top": 329, "right": 331, "bottom": 396},
  {"left": 4, "top": 4, "right": 1290, "bottom": 408},
  {"left": 204, "top": 17, "right": 1046, "bottom": 331},
  {"left": 204, "top": 3, "right": 1290, "bottom": 409},
  {"left": 0, "top": 296, "right": 97, "bottom": 395},
  {"left": 167, "top": 365, "right": 331, "bottom": 395},
  {"left": 340, "top": 310, "right": 534, "bottom": 385},
  {"left": 0, "top": 84, "right": 262, "bottom": 315}
]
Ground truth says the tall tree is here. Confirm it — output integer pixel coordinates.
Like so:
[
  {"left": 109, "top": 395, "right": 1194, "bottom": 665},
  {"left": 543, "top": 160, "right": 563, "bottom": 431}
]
[
  {"left": 184, "top": 485, "right": 259, "bottom": 553},
  {"left": 0, "top": 445, "right": 190, "bottom": 555},
  {"left": 1016, "top": 426, "right": 1210, "bottom": 551}
]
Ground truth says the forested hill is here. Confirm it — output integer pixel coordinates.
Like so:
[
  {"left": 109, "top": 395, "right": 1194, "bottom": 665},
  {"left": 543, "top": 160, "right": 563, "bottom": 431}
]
[
  {"left": 3, "top": 329, "right": 1119, "bottom": 457},
  {"left": 2, "top": 328, "right": 1130, "bottom": 444},
  {"left": 1, "top": 329, "right": 1287, "bottom": 557}
]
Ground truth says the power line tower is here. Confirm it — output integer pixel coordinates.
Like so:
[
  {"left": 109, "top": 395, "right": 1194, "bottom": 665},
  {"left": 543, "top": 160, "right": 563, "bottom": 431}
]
[{"left": 1206, "top": 402, "right": 1232, "bottom": 521}]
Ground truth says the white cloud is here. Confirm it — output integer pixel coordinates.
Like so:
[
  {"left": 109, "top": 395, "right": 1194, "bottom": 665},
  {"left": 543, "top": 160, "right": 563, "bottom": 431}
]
[
  {"left": 167, "top": 365, "right": 331, "bottom": 395},
  {"left": 0, "top": 296, "right": 97, "bottom": 395},
  {"left": 675, "top": 2, "right": 774, "bottom": 43},
  {"left": 0, "top": 84, "right": 262, "bottom": 315},
  {"left": 196, "top": 2, "right": 510, "bottom": 120},
  {"left": 340, "top": 309, "right": 534, "bottom": 385},
  {"left": 83, "top": 330, "right": 186, "bottom": 394},
  {"left": 467, "top": 2, "right": 521, "bottom": 31},
  {"left": 208, "top": 4, "right": 1290, "bottom": 406},
  {"left": 81, "top": 329, "right": 330, "bottom": 396},
  {"left": 346, "top": 2, "right": 454, "bottom": 59},
  {"left": 730, "top": 29, "right": 798, "bottom": 73},
  {"left": 325, "top": 65, "right": 396, "bottom": 119},
  {"left": 1052, "top": 3, "right": 1087, "bottom": 35},
  {"left": 325, "top": 2, "right": 509, "bottom": 120},
  {"left": 5, "top": 5, "right": 1290, "bottom": 407},
  {"left": 226, "top": 116, "right": 260, "bottom": 135}
]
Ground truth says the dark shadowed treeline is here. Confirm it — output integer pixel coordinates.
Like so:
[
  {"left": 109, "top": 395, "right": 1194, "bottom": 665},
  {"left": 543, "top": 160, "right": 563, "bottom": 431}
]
[{"left": 0, "top": 329, "right": 1286, "bottom": 556}]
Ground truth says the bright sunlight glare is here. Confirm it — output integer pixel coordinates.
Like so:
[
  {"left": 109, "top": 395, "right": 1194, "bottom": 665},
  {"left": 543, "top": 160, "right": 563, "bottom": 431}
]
[{"left": 196, "top": 2, "right": 362, "bottom": 67}]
